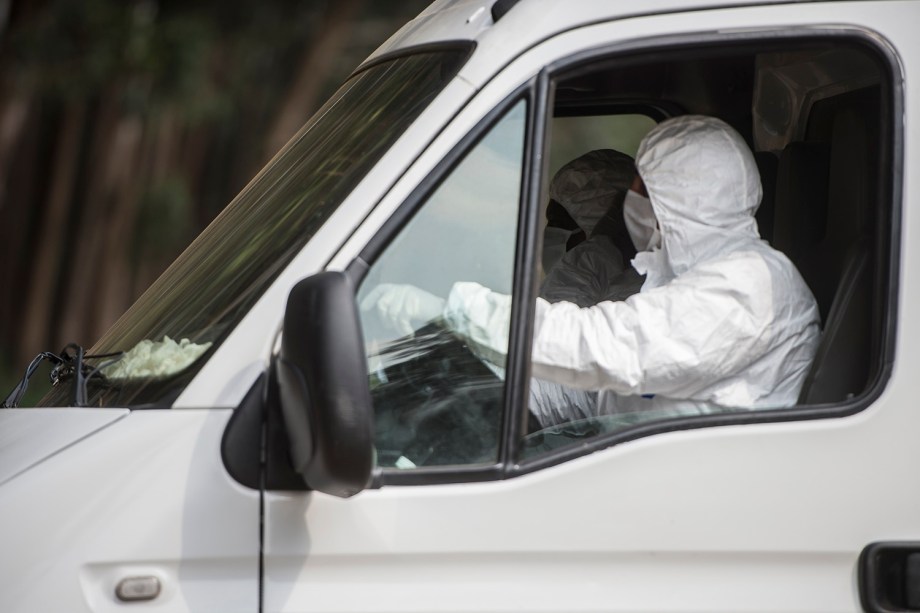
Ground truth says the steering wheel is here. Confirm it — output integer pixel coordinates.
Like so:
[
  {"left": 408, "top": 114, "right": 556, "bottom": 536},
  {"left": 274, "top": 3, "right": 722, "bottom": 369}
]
[{"left": 370, "top": 320, "right": 504, "bottom": 468}]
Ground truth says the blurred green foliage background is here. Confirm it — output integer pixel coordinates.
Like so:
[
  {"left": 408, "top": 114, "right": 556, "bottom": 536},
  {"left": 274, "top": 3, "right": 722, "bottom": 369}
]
[{"left": 0, "top": 0, "right": 430, "bottom": 394}]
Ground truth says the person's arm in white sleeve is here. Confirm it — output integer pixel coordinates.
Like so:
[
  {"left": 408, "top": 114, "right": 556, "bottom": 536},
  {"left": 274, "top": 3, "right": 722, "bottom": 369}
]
[
  {"left": 443, "top": 282, "right": 516, "bottom": 369},
  {"left": 535, "top": 254, "right": 776, "bottom": 396},
  {"left": 360, "top": 283, "right": 445, "bottom": 336},
  {"left": 447, "top": 253, "right": 777, "bottom": 398}
]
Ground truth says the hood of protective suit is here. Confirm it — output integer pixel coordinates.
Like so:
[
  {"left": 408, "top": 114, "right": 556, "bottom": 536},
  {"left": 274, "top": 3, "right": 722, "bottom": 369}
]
[
  {"left": 633, "top": 116, "right": 763, "bottom": 288},
  {"left": 549, "top": 149, "right": 635, "bottom": 238}
]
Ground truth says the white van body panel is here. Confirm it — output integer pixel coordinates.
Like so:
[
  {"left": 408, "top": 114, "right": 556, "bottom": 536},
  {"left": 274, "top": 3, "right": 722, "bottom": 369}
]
[
  {"left": 0, "top": 408, "right": 127, "bottom": 485},
  {"left": 367, "top": 0, "right": 799, "bottom": 68},
  {"left": 0, "top": 410, "right": 259, "bottom": 612}
]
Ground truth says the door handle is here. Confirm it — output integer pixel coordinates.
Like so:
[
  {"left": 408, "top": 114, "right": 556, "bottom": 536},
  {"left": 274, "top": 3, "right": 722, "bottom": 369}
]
[{"left": 859, "top": 542, "right": 920, "bottom": 612}]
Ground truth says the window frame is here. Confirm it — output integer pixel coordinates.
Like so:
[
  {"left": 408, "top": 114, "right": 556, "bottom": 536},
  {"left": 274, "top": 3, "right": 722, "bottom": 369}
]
[
  {"left": 347, "top": 81, "right": 542, "bottom": 488},
  {"left": 514, "top": 27, "right": 903, "bottom": 476},
  {"left": 351, "top": 26, "right": 903, "bottom": 488}
]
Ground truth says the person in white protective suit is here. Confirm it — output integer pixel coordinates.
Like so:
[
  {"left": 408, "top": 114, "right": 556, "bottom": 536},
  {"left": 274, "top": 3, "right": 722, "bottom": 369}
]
[
  {"left": 365, "top": 115, "right": 821, "bottom": 422},
  {"left": 530, "top": 149, "right": 646, "bottom": 424},
  {"left": 540, "top": 149, "right": 645, "bottom": 307}
]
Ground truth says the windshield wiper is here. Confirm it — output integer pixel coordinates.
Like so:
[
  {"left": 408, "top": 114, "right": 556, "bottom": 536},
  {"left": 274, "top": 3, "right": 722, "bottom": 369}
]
[{"left": 2, "top": 344, "right": 125, "bottom": 408}]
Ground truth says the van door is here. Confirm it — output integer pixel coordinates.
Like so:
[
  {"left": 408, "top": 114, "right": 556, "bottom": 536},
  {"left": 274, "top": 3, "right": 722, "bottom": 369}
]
[{"left": 263, "top": 4, "right": 918, "bottom": 612}]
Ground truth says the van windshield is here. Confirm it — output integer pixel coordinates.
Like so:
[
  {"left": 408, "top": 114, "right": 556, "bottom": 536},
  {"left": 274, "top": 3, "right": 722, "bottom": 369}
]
[{"left": 36, "top": 48, "right": 470, "bottom": 408}]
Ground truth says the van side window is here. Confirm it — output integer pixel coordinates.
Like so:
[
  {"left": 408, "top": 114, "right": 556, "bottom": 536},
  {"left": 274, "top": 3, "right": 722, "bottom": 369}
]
[
  {"left": 356, "top": 101, "right": 527, "bottom": 470},
  {"left": 522, "top": 40, "right": 893, "bottom": 460}
]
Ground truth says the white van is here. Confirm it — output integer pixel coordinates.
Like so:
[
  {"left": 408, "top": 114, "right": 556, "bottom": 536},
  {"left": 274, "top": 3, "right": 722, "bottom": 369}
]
[{"left": 2, "top": 0, "right": 918, "bottom": 611}]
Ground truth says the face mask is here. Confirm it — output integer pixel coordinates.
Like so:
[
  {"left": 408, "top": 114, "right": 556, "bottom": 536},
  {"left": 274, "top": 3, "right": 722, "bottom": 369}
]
[{"left": 623, "top": 189, "right": 661, "bottom": 252}]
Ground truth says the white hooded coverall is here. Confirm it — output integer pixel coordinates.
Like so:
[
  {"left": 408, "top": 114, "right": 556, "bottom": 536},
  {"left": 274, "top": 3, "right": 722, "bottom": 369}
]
[
  {"left": 540, "top": 149, "right": 638, "bottom": 307},
  {"left": 445, "top": 115, "right": 821, "bottom": 416}
]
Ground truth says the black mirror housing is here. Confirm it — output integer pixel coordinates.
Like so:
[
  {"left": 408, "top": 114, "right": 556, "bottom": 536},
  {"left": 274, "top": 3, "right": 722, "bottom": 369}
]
[{"left": 275, "top": 271, "right": 374, "bottom": 498}]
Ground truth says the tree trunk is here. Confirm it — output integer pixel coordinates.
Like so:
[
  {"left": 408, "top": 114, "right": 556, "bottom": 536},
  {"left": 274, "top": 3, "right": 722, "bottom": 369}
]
[
  {"left": 0, "top": 92, "right": 39, "bottom": 362},
  {"left": 264, "top": 0, "right": 365, "bottom": 158},
  {"left": 92, "top": 113, "right": 144, "bottom": 336},
  {"left": 19, "top": 100, "right": 87, "bottom": 360},
  {"left": 0, "top": 91, "right": 31, "bottom": 213},
  {"left": 57, "top": 85, "right": 127, "bottom": 346}
]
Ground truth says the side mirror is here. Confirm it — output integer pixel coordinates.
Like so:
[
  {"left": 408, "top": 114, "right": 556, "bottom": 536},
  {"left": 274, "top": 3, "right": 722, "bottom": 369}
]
[{"left": 275, "top": 271, "right": 373, "bottom": 498}]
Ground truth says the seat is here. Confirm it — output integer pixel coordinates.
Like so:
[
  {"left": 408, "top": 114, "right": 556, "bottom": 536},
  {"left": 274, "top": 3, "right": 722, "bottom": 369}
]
[
  {"left": 772, "top": 141, "right": 831, "bottom": 309},
  {"left": 798, "top": 237, "right": 872, "bottom": 403},
  {"left": 777, "top": 108, "right": 876, "bottom": 403},
  {"left": 753, "top": 151, "right": 778, "bottom": 243}
]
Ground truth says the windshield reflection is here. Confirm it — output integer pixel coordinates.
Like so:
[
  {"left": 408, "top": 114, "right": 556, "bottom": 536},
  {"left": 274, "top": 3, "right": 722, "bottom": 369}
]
[{"left": 36, "top": 48, "right": 470, "bottom": 408}]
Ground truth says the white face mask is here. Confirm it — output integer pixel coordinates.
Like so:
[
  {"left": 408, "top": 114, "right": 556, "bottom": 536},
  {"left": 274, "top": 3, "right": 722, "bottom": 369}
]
[{"left": 623, "top": 189, "right": 661, "bottom": 252}]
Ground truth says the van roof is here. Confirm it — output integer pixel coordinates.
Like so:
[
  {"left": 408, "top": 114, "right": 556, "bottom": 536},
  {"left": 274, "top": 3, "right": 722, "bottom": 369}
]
[{"left": 362, "top": 0, "right": 807, "bottom": 77}]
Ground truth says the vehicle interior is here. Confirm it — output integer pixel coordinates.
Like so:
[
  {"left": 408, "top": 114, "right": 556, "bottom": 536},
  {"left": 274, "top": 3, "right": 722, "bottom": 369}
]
[{"left": 543, "top": 36, "right": 892, "bottom": 409}]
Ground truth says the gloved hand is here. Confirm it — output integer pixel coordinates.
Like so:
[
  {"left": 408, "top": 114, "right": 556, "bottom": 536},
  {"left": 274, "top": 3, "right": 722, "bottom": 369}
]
[
  {"left": 443, "top": 281, "right": 513, "bottom": 368},
  {"left": 360, "top": 283, "right": 446, "bottom": 336}
]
